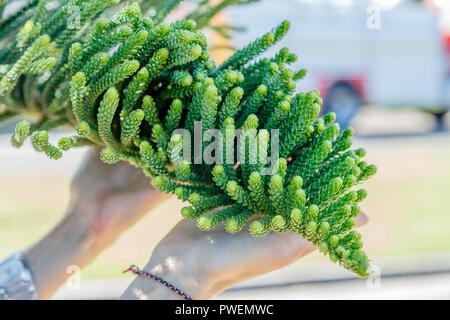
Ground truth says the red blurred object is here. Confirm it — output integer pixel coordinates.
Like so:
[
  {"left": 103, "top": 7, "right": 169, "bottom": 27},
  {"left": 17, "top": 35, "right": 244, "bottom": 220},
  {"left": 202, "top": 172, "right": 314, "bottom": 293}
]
[
  {"left": 318, "top": 75, "right": 366, "bottom": 103},
  {"left": 445, "top": 35, "right": 450, "bottom": 54},
  {"left": 445, "top": 35, "right": 450, "bottom": 73}
]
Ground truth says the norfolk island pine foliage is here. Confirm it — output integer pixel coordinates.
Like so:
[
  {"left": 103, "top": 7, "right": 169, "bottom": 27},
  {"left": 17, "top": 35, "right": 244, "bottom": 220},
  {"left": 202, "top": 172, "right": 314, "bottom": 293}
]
[{"left": 0, "top": 0, "right": 377, "bottom": 277}]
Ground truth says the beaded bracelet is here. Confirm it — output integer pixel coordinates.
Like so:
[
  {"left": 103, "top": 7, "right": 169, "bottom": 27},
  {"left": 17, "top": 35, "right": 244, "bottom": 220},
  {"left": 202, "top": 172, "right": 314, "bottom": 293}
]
[{"left": 123, "top": 265, "right": 193, "bottom": 300}]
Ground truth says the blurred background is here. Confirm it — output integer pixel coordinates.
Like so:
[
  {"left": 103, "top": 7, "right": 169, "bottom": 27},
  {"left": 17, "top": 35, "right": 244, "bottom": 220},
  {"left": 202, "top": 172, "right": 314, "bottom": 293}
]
[{"left": 1, "top": 0, "right": 450, "bottom": 299}]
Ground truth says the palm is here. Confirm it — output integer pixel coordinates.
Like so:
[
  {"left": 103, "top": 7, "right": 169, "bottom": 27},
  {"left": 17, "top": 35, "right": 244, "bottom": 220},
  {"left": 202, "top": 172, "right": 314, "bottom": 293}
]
[
  {"left": 70, "top": 147, "right": 169, "bottom": 241},
  {"left": 150, "top": 213, "right": 368, "bottom": 293}
]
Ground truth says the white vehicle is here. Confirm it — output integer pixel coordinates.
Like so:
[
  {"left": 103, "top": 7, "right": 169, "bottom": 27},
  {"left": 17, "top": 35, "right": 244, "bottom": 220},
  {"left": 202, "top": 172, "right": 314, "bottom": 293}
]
[{"left": 228, "top": 0, "right": 450, "bottom": 128}]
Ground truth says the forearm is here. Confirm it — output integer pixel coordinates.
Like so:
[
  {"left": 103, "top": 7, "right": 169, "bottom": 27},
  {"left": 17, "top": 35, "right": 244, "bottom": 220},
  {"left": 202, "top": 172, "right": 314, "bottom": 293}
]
[{"left": 23, "top": 207, "right": 100, "bottom": 299}]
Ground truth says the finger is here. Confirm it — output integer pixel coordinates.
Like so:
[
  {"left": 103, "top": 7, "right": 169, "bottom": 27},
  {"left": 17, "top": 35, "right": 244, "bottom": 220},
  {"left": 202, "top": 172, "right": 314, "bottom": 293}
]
[
  {"left": 355, "top": 212, "right": 369, "bottom": 228},
  {"left": 232, "top": 211, "right": 370, "bottom": 264},
  {"left": 87, "top": 146, "right": 103, "bottom": 165},
  {"left": 76, "top": 146, "right": 107, "bottom": 174}
]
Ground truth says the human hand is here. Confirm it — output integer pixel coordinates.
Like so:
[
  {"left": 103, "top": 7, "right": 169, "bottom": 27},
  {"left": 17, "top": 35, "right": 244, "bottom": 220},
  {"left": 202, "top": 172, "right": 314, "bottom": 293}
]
[
  {"left": 69, "top": 147, "right": 170, "bottom": 248},
  {"left": 120, "top": 212, "right": 369, "bottom": 300},
  {"left": 24, "top": 147, "right": 169, "bottom": 299}
]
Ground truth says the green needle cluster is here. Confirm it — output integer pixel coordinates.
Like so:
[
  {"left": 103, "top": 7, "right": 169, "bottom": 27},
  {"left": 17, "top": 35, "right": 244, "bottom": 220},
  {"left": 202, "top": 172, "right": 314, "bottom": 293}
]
[{"left": 0, "top": 0, "right": 377, "bottom": 277}]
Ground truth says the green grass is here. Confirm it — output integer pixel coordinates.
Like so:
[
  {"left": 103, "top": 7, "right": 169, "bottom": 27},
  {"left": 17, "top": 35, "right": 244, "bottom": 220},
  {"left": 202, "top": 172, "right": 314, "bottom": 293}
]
[{"left": 381, "top": 177, "right": 450, "bottom": 255}]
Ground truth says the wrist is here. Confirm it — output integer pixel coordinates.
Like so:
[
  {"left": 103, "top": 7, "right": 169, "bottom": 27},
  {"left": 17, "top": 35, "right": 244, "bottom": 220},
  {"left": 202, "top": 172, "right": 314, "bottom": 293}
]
[
  {"left": 121, "top": 253, "right": 220, "bottom": 300},
  {"left": 147, "top": 255, "right": 214, "bottom": 299},
  {"left": 66, "top": 200, "right": 107, "bottom": 247},
  {"left": 68, "top": 186, "right": 169, "bottom": 248},
  {"left": 24, "top": 211, "right": 99, "bottom": 299}
]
